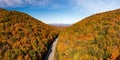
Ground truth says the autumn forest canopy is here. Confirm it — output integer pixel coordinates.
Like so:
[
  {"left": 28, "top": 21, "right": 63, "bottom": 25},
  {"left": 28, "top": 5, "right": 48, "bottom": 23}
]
[
  {"left": 56, "top": 9, "right": 120, "bottom": 60},
  {"left": 0, "top": 8, "right": 60, "bottom": 60},
  {"left": 0, "top": 8, "right": 120, "bottom": 60}
]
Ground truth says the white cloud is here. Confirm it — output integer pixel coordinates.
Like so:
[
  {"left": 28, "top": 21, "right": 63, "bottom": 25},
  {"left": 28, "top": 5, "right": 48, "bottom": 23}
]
[
  {"left": 0, "top": 0, "right": 23, "bottom": 7},
  {"left": 0, "top": 0, "right": 51, "bottom": 8},
  {"left": 72, "top": 0, "right": 120, "bottom": 13},
  {"left": 24, "top": 0, "right": 50, "bottom": 6},
  {"left": 1, "top": 0, "right": 120, "bottom": 13}
]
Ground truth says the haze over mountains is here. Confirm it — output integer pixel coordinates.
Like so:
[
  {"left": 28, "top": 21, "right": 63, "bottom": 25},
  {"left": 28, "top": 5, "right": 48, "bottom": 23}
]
[{"left": 49, "top": 23, "right": 71, "bottom": 26}]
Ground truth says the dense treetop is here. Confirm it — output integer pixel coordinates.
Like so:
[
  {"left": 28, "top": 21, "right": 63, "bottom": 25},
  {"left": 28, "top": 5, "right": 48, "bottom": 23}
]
[
  {"left": 0, "top": 8, "right": 59, "bottom": 60},
  {"left": 56, "top": 9, "right": 120, "bottom": 60}
]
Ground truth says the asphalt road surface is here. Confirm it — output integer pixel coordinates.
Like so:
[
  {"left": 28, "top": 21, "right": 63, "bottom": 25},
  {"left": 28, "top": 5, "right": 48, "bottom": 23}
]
[{"left": 45, "top": 38, "right": 59, "bottom": 60}]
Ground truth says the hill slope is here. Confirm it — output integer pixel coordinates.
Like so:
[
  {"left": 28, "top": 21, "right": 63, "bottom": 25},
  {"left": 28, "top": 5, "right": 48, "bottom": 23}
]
[
  {"left": 56, "top": 9, "right": 120, "bottom": 60},
  {"left": 0, "top": 8, "right": 59, "bottom": 60}
]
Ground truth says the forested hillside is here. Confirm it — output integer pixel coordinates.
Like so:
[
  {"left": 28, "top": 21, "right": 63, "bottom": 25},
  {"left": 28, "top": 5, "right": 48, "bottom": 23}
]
[
  {"left": 0, "top": 8, "right": 59, "bottom": 60},
  {"left": 56, "top": 9, "right": 120, "bottom": 60}
]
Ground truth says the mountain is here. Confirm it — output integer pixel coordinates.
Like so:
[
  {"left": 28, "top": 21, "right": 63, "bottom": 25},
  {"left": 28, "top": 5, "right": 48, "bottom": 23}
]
[
  {"left": 0, "top": 8, "right": 59, "bottom": 60},
  {"left": 49, "top": 23, "right": 71, "bottom": 26},
  {"left": 56, "top": 9, "right": 120, "bottom": 60}
]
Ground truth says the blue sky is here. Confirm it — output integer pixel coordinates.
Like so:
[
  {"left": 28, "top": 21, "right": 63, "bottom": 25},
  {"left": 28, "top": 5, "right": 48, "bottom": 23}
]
[{"left": 0, "top": 0, "right": 120, "bottom": 24}]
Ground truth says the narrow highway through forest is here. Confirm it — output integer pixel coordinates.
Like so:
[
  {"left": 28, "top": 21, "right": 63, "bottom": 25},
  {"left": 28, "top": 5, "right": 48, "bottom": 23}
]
[{"left": 45, "top": 38, "right": 59, "bottom": 60}]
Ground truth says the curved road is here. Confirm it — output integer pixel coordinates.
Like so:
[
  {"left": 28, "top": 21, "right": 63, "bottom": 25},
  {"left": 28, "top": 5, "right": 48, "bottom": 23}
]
[{"left": 45, "top": 38, "right": 59, "bottom": 60}]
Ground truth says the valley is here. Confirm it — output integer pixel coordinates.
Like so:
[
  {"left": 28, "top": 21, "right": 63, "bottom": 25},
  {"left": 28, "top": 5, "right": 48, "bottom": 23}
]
[{"left": 0, "top": 8, "right": 120, "bottom": 60}]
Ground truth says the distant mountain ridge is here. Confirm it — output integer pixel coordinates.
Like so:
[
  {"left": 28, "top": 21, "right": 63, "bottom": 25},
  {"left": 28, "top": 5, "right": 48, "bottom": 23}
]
[{"left": 49, "top": 23, "right": 71, "bottom": 26}]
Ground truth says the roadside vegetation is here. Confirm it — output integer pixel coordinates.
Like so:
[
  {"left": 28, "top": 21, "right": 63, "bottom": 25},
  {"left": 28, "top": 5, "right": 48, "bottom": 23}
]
[{"left": 0, "top": 8, "right": 60, "bottom": 60}]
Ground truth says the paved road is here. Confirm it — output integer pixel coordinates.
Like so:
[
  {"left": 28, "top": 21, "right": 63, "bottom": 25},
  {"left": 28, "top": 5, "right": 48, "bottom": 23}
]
[{"left": 45, "top": 38, "right": 59, "bottom": 60}]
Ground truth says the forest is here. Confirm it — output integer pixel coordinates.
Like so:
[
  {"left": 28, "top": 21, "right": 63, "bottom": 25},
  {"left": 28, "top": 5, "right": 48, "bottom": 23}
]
[
  {"left": 0, "top": 8, "right": 60, "bottom": 60},
  {"left": 0, "top": 8, "right": 120, "bottom": 60},
  {"left": 56, "top": 9, "right": 120, "bottom": 60}
]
